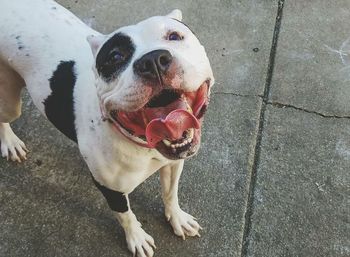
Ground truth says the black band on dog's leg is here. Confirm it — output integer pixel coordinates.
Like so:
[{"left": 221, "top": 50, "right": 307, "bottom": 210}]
[{"left": 91, "top": 175, "right": 128, "bottom": 213}]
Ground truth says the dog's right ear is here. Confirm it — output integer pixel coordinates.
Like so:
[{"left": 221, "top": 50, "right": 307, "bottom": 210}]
[
  {"left": 87, "top": 34, "right": 106, "bottom": 57},
  {"left": 166, "top": 9, "right": 182, "bottom": 21}
]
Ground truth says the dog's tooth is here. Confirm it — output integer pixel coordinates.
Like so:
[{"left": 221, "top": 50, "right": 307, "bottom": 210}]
[
  {"left": 188, "top": 129, "right": 194, "bottom": 139},
  {"left": 171, "top": 144, "right": 176, "bottom": 149},
  {"left": 163, "top": 139, "right": 171, "bottom": 147},
  {"left": 184, "top": 100, "right": 193, "bottom": 113}
]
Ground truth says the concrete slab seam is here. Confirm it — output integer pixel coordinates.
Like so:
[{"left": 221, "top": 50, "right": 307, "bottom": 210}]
[
  {"left": 240, "top": 0, "right": 285, "bottom": 256},
  {"left": 266, "top": 100, "right": 350, "bottom": 119},
  {"left": 211, "top": 92, "right": 350, "bottom": 119},
  {"left": 211, "top": 92, "right": 263, "bottom": 98}
]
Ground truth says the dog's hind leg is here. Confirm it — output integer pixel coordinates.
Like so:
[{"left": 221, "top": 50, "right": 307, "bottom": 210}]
[{"left": 0, "top": 58, "right": 28, "bottom": 162}]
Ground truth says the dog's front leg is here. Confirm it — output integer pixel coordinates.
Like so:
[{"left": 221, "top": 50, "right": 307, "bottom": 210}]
[
  {"left": 92, "top": 178, "right": 156, "bottom": 257},
  {"left": 160, "top": 160, "right": 202, "bottom": 240},
  {"left": 115, "top": 196, "right": 156, "bottom": 257}
]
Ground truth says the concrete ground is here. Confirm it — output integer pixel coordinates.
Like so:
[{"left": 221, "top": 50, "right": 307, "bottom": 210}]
[{"left": 0, "top": 0, "right": 349, "bottom": 256}]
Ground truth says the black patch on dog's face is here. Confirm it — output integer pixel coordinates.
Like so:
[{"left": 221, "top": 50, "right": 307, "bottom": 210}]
[
  {"left": 44, "top": 61, "right": 77, "bottom": 142},
  {"left": 96, "top": 33, "right": 135, "bottom": 82}
]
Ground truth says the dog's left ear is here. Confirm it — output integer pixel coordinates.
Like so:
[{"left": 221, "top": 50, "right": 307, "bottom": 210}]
[
  {"left": 166, "top": 9, "right": 182, "bottom": 21},
  {"left": 87, "top": 34, "right": 106, "bottom": 57}
]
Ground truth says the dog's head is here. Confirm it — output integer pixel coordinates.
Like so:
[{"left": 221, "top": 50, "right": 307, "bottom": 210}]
[{"left": 87, "top": 10, "right": 214, "bottom": 160}]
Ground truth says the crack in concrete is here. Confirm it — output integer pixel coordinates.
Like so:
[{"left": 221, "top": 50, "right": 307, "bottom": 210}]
[
  {"left": 240, "top": 0, "right": 285, "bottom": 256},
  {"left": 266, "top": 101, "right": 350, "bottom": 119},
  {"left": 211, "top": 91, "right": 263, "bottom": 98},
  {"left": 213, "top": 92, "right": 350, "bottom": 119}
]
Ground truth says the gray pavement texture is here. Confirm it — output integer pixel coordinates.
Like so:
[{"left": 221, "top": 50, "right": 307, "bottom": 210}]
[{"left": 0, "top": 0, "right": 349, "bottom": 257}]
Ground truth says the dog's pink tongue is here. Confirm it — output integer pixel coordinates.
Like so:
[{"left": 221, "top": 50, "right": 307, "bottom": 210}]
[{"left": 146, "top": 110, "right": 199, "bottom": 147}]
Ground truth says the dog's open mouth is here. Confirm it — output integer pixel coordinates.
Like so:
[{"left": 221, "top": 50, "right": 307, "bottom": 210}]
[{"left": 108, "top": 80, "right": 210, "bottom": 159}]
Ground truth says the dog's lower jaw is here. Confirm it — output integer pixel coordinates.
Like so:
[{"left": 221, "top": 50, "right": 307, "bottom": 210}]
[{"left": 115, "top": 209, "right": 156, "bottom": 257}]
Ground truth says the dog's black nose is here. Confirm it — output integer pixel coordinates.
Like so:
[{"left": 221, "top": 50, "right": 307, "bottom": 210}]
[{"left": 133, "top": 50, "right": 173, "bottom": 81}]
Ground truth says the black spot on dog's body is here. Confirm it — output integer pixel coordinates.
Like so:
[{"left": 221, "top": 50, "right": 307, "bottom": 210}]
[
  {"left": 96, "top": 33, "right": 135, "bottom": 82},
  {"left": 44, "top": 61, "right": 77, "bottom": 142},
  {"left": 15, "top": 35, "right": 25, "bottom": 50},
  {"left": 91, "top": 176, "right": 128, "bottom": 212}
]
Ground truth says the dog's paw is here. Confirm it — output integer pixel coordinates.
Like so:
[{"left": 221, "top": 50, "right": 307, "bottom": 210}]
[
  {"left": 165, "top": 206, "right": 202, "bottom": 240},
  {"left": 0, "top": 127, "right": 28, "bottom": 163},
  {"left": 125, "top": 223, "right": 156, "bottom": 257}
]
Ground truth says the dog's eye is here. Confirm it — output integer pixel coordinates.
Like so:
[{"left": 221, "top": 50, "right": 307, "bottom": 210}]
[
  {"left": 107, "top": 50, "right": 125, "bottom": 64},
  {"left": 167, "top": 32, "right": 183, "bottom": 41}
]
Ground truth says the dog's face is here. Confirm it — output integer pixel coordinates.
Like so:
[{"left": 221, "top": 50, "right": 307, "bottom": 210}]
[{"left": 88, "top": 10, "right": 214, "bottom": 160}]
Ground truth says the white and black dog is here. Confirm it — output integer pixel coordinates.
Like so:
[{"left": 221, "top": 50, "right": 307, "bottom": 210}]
[{"left": 0, "top": 0, "right": 214, "bottom": 256}]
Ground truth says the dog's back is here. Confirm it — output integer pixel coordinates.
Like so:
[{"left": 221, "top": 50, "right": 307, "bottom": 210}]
[{"left": 0, "top": 0, "right": 96, "bottom": 114}]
